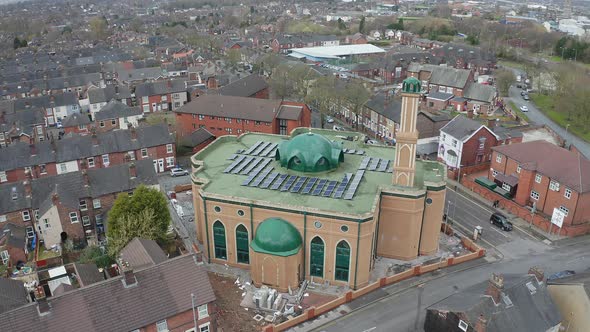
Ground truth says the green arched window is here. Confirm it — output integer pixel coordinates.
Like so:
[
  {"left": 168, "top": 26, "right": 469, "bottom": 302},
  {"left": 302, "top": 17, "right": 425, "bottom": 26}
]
[
  {"left": 335, "top": 240, "right": 350, "bottom": 282},
  {"left": 213, "top": 220, "right": 227, "bottom": 260},
  {"left": 236, "top": 224, "right": 249, "bottom": 264},
  {"left": 310, "top": 237, "right": 324, "bottom": 278}
]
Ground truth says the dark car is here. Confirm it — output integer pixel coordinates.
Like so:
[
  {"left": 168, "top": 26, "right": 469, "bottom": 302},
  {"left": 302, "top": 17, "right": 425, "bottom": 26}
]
[
  {"left": 547, "top": 270, "right": 576, "bottom": 281},
  {"left": 490, "top": 213, "right": 513, "bottom": 231},
  {"left": 523, "top": 94, "right": 530, "bottom": 101}
]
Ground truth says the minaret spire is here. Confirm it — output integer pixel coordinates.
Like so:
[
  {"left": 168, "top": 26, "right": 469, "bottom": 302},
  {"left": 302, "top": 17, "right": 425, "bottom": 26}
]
[{"left": 392, "top": 77, "right": 421, "bottom": 187}]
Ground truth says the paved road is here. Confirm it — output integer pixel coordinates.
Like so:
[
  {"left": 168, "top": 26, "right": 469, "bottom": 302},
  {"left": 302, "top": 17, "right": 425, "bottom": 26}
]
[
  {"left": 506, "top": 73, "right": 590, "bottom": 159},
  {"left": 158, "top": 173, "right": 196, "bottom": 251}
]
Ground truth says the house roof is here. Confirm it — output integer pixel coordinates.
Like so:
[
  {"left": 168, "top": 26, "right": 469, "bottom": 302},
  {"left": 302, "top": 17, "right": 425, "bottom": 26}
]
[
  {"left": 0, "top": 278, "right": 28, "bottom": 314},
  {"left": 175, "top": 94, "right": 282, "bottom": 122},
  {"left": 116, "top": 67, "right": 165, "bottom": 82},
  {"left": 289, "top": 44, "right": 386, "bottom": 59},
  {"left": 276, "top": 104, "right": 303, "bottom": 121},
  {"left": 429, "top": 66, "right": 471, "bottom": 88},
  {"left": 428, "top": 274, "right": 561, "bottom": 332},
  {"left": 93, "top": 100, "right": 142, "bottom": 121},
  {"left": 216, "top": 74, "right": 268, "bottom": 97},
  {"left": 0, "top": 108, "right": 45, "bottom": 138},
  {"left": 427, "top": 91, "right": 454, "bottom": 101},
  {"left": 0, "top": 255, "right": 216, "bottom": 332},
  {"left": 440, "top": 115, "right": 494, "bottom": 142},
  {"left": 119, "top": 238, "right": 168, "bottom": 270},
  {"left": 12, "top": 92, "right": 78, "bottom": 110},
  {"left": 364, "top": 93, "right": 402, "bottom": 123},
  {"left": 493, "top": 140, "right": 590, "bottom": 193},
  {"left": 62, "top": 113, "right": 91, "bottom": 127},
  {"left": 134, "top": 79, "right": 186, "bottom": 97},
  {"left": 0, "top": 223, "right": 26, "bottom": 249},
  {"left": 72, "top": 263, "right": 104, "bottom": 287},
  {"left": 186, "top": 128, "right": 215, "bottom": 147},
  {"left": 88, "top": 85, "right": 132, "bottom": 104},
  {"left": 464, "top": 83, "right": 496, "bottom": 103}
]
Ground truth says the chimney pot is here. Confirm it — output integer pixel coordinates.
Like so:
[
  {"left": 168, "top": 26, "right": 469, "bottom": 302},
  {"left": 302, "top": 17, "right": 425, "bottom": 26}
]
[
  {"left": 528, "top": 266, "right": 545, "bottom": 282},
  {"left": 475, "top": 314, "right": 487, "bottom": 332},
  {"left": 24, "top": 180, "right": 32, "bottom": 196},
  {"left": 485, "top": 273, "right": 504, "bottom": 304},
  {"left": 82, "top": 170, "right": 90, "bottom": 186},
  {"left": 29, "top": 143, "right": 37, "bottom": 156},
  {"left": 129, "top": 163, "right": 137, "bottom": 178},
  {"left": 122, "top": 268, "right": 138, "bottom": 287},
  {"left": 51, "top": 193, "right": 59, "bottom": 205},
  {"left": 36, "top": 298, "right": 51, "bottom": 316}
]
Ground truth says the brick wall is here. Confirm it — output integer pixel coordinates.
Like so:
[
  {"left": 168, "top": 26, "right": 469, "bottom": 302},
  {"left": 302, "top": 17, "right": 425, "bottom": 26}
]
[
  {"left": 96, "top": 119, "right": 120, "bottom": 133},
  {"left": 251, "top": 87, "right": 269, "bottom": 99},
  {"left": 176, "top": 113, "right": 274, "bottom": 138},
  {"left": 461, "top": 127, "right": 498, "bottom": 167},
  {"left": 141, "top": 302, "right": 216, "bottom": 332}
]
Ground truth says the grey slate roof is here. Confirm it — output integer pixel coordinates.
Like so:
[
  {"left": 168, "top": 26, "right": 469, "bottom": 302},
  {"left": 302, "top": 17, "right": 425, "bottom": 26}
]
[
  {"left": 428, "top": 274, "right": 561, "bottom": 332},
  {"left": 0, "top": 124, "right": 173, "bottom": 171},
  {"left": 87, "top": 85, "right": 132, "bottom": 104},
  {"left": 134, "top": 79, "right": 187, "bottom": 97},
  {"left": 216, "top": 74, "right": 268, "bottom": 97},
  {"left": 464, "top": 83, "right": 496, "bottom": 103},
  {"left": 94, "top": 100, "right": 142, "bottom": 121},
  {"left": 364, "top": 93, "right": 402, "bottom": 123},
  {"left": 0, "top": 108, "right": 45, "bottom": 138},
  {"left": 429, "top": 66, "right": 471, "bottom": 88},
  {"left": 0, "top": 278, "right": 28, "bottom": 314},
  {"left": 427, "top": 91, "right": 454, "bottom": 101},
  {"left": 62, "top": 113, "right": 91, "bottom": 128},
  {"left": 12, "top": 92, "right": 78, "bottom": 110},
  {"left": 276, "top": 104, "right": 303, "bottom": 121},
  {"left": 186, "top": 128, "right": 215, "bottom": 147},
  {"left": 0, "top": 223, "right": 26, "bottom": 249},
  {"left": 116, "top": 67, "right": 165, "bottom": 83},
  {"left": 119, "top": 238, "right": 168, "bottom": 270},
  {"left": 175, "top": 95, "right": 282, "bottom": 122},
  {"left": 72, "top": 263, "right": 104, "bottom": 287},
  {"left": 440, "top": 115, "right": 490, "bottom": 141},
  {"left": 0, "top": 255, "right": 216, "bottom": 332}
]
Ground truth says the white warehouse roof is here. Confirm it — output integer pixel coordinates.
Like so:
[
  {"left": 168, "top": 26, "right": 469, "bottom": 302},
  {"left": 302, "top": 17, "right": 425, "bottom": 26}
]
[{"left": 288, "top": 44, "right": 386, "bottom": 59}]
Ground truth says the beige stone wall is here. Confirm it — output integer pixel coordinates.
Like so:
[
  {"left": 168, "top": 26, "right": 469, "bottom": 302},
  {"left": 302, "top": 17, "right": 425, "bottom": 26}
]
[
  {"left": 376, "top": 193, "right": 425, "bottom": 260},
  {"left": 419, "top": 189, "right": 445, "bottom": 255},
  {"left": 548, "top": 284, "right": 590, "bottom": 332},
  {"left": 250, "top": 251, "right": 303, "bottom": 292}
]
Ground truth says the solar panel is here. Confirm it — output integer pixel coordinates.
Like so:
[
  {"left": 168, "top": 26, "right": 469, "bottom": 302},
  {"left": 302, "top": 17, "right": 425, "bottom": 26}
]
[
  {"left": 260, "top": 172, "right": 279, "bottom": 189},
  {"left": 359, "top": 156, "right": 371, "bottom": 170},
  {"left": 250, "top": 166, "right": 273, "bottom": 187},
  {"left": 348, "top": 149, "right": 356, "bottom": 154},
  {"left": 243, "top": 159, "right": 272, "bottom": 186},
  {"left": 333, "top": 173, "right": 353, "bottom": 199},
  {"left": 261, "top": 143, "right": 277, "bottom": 157},
  {"left": 252, "top": 141, "right": 271, "bottom": 156},
  {"left": 301, "top": 177, "right": 318, "bottom": 194},
  {"left": 322, "top": 181, "right": 338, "bottom": 197},
  {"left": 270, "top": 174, "right": 288, "bottom": 190},
  {"left": 343, "top": 148, "right": 348, "bottom": 153},
  {"left": 290, "top": 177, "right": 308, "bottom": 193},
  {"left": 312, "top": 179, "right": 327, "bottom": 196},
  {"left": 231, "top": 156, "right": 254, "bottom": 174},
  {"left": 244, "top": 141, "right": 263, "bottom": 155},
  {"left": 236, "top": 149, "right": 245, "bottom": 154},
  {"left": 368, "top": 158, "right": 380, "bottom": 171},
  {"left": 356, "top": 150, "right": 365, "bottom": 155},
  {"left": 223, "top": 155, "right": 246, "bottom": 173},
  {"left": 240, "top": 157, "right": 262, "bottom": 175},
  {"left": 280, "top": 175, "right": 298, "bottom": 191},
  {"left": 377, "top": 159, "right": 389, "bottom": 172},
  {"left": 344, "top": 170, "right": 365, "bottom": 200},
  {"left": 227, "top": 154, "right": 237, "bottom": 160}
]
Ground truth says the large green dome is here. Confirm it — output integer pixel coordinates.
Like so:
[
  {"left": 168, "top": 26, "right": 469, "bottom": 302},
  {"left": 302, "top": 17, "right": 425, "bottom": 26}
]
[
  {"left": 275, "top": 132, "right": 344, "bottom": 173},
  {"left": 251, "top": 218, "right": 302, "bottom": 257}
]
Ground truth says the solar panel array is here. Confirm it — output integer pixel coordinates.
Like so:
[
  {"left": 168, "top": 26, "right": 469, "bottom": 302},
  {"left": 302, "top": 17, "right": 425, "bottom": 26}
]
[
  {"left": 343, "top": 148, "right": 365, "bottom": 155},
  {"left": 333, "top": 173, "right": 353, "bottom": 199},
  {"left": 344, "top": 170, "right": 365, "bottom": 200},
  {"left": 359, "top": 157, "right": 392, "bottom": 173}
]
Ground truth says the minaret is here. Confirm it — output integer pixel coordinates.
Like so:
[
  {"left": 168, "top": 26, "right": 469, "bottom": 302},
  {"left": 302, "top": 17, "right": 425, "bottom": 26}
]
[{"left": 393, "top": 77, "right": 421, "bottom": 187}]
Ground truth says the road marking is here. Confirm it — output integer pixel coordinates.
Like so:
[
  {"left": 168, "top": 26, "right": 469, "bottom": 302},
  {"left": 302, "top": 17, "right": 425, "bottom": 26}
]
[
  {"left": 361, "top": 327, "right": 376, "bottom": 332},
  {"left": 490, "top": 225, "right": 510, "bottom": 238}
]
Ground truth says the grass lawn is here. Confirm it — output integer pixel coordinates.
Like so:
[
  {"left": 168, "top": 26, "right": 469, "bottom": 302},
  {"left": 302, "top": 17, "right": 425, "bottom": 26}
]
[
  {"left": 508, "top": 101, "right": 529, "bottom": 123},
  {"left": 530, "top": 93, "right": 590, "bottom": 142},
  {"left": 498, "top": 60, "right": 525, "bottom": 70},
  {"left": 145, "top": 112, "right": 176, "bottom": 126},
  {"left": 37, "top": 246, "right": 61, "bottom": 260}
]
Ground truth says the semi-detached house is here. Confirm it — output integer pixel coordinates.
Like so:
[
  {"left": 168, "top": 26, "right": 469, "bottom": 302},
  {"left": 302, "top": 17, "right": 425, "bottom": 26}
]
[
  {"left": 135, "top": 79, "right": 188, "bottom": 113},
  {"left": 0, "top": 123, "right": 175, "bottom": 185}
]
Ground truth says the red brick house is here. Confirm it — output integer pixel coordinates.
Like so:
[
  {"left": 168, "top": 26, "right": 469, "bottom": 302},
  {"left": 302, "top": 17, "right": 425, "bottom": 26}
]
[
  {"left": 0, "top": 254, "right": 217, "bottom": 332},
  {"left": 489, "top": 140, "right": 590, "bottom": 233},
  {"left": 0, "top": 108, "right": 47, "bottom": 146},
  {"left": 0, "top": 223, "right": 28, "bottom": 267},
  {"left": 344, "top": 33, "right": 368, "bottom": 45},
  {"left": 0, "top": 123, "right": 175, "bottom": 185},
  {"left": 135, "top": 80, "right": 189, "bottom": 113},
  {"left": 62, "top": 113, "right": 92, "bottom": 135},
  {"left": 181, "top": 127, "right": 216, "bottom": 154},
  {"left": 174, "top": 95, "right": 311, "bottom": 138}
]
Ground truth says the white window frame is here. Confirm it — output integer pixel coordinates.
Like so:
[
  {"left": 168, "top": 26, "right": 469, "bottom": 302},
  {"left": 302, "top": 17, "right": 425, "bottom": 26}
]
[
  {"left": 559, "top": 206, "right": 569, "bottom": 216},
  {"left": 99, "top": 121, "right": 105, "bottom": 128},
  {"left": 458, "top": 320, "right": 468, "bottom": 332},
  {"left": 496, "top": 154, "right": 502, "bottom": 163},
  {"left": 516, "top": 165, "right": 521, "bottom": 173},
  {"left": 531, "top": 190, "right": 540, "bottom": 200},
  {"left": 95, "top": 214, "right": 103, "bottom": 225},
  {"left": 102, "top": 154, "right": 109, "bottom": 165},
  {"left": 0, "top": 215, "right": 6, "bottom": 223},
  {"left": 93, "top": 199, "right": 101, "bottom": 209},
  {"left": 197, "top": 304, "right": 208, "bottom": 319},
  {"left": 156, "top": 320, "right": 168, "bottom": 332},
  {"left": 39, "top": 164, "right": 47, "bottom": 174},
  {"left": 492, "top": 170, "right": 498, "bottom": 177},
  {"left": 1, "top": 250, "right": 9, "bottom": 265},
  {"left": 502, "top": 183, "right": 511, "bottom": 191},
  {"left": 166, "top": 157, "right": 175, "bottom": 167},
  {"left": 0, "top": 171, "right": 7, "bottom": 183},
  {"left": 199, "top": 322, "right": 211, "bottom": 332},
  {"left": 87, "top": 157, "right": 95, "bottom": 168},
  {"left": 128, "top": 151, "right": 135, "bottom": 161},
  {"left": 79, "top": 199, "right": 88, "bottom": 211},
  {"left": 535, "top": 174, "right": 542, "bottom": 183},
  {"left": 82, "top": 215, "right": 91, "bottom": 226},
  {"left": 166, "top": 144, "right": 173, "bottom": 153},
  {"left": 141, "top": 148, "right": 148, "bottom": 158},
  {"left": 22, "top": 211, "right": 31, "bottom": 221},
  {"left": 198, "top": 114, "right": 204, "bottom": 120},
  {"left": 44, "top": 219, "right": 50, "bottom": 229},
  {"left": 70, "top": 212, "right": 79, "bottom": 223},
  {"left": 549, "top": 180, "right": 560, "bottom": 191},
  {"left": 565, "top": 188, "right": 572, "bottom": 199}
]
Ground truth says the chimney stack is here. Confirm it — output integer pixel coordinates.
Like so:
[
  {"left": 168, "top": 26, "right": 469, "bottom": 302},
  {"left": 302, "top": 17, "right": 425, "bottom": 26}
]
[
  {"left": 36, "top": 298, "right": 51, "bottom": 316},
  {"left": 122, "top": 267, "right": 138, "bottom": 288},
  {"left": 82, "top": 170, "right": 90, "bottom": 187},
  {"left": 92, "top": 133, "right": 98, "bottom": 146},
  {"left": 475, "top": 314, "right": 487, "bottom": 332},
  {"left": 167, "top": 80, "right": 172, "bottom": 89},
  {"left": 114, "top": 85, "right": 119, "bottom": 94},
  {"left": 528, "top": 266, "right": 545, "bottom": 282},
  {"left": 487, "top": 118, "right": 497, "bottom": 129},
  {"left": 130, "top": 126, "right": 137, "bottom": 140},
  {"left": 24, "top": 179, "right": 32, "bottom": 197},
  {"left": 51, "top": 193, "right": 59, "bottom": 205},
  {"left": 0, "top": 111, "right": 5, "bottom": 124},
  {"left": 129, "top": 163, "right": 137, "bottom": 178},
  {"left": 29, "top": 143, "right": 37, "bottom": 156},
  {"left": 485, "top": 273, "right": 504, "bottom": 304}
]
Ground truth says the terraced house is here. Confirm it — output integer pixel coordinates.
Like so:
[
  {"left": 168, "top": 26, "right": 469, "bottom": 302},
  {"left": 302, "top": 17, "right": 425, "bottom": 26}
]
[{"left": 0, "top": 123, "right": 175, "bottom": 184}]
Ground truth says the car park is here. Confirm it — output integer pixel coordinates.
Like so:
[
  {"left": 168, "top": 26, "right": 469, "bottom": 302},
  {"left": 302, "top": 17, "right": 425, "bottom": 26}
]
[
  {"left": 170, "top": 167, "right": 189, "bottom": 177},
  {"left": 490, "top": 212, "right": 513, "bottom": 231}
]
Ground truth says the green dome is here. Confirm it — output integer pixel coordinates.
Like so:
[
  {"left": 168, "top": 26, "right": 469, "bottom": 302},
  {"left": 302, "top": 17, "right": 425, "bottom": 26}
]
[
  {"left": 402, "top": 77, "right": 421, "bottom": 94},
  {"left": 275, "top": 132, "right": 344, "bottom": 173},
  {"left": 251, "top": 218, "right": 302, "bottom": 257}
]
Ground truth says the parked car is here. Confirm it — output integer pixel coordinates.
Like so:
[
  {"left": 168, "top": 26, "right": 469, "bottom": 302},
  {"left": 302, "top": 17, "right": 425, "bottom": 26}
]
[
  {"left": 366, "top": 139, "right": 379, "bottom": 145},
  {"left": 333, "top": 125, "right": 345, "bottom": 131},
  {"left": 170, "top": 167, "right": 189, "bottom": 177},
  {"left": 520, "top": 105, "right": 529, "bottom": 112},
  {"left": 520, "top": 91, "right": 526, "bottom": 96},
  {"left": 547, "top": 270, "right": 576, "bottom": 281},
  {"left": 56, "top": 121, "right": 63, "bottom": 128},
  {"left": 326, "top": 116, "right": 335, "bottom": 123},
  {"left": 490, "top": 212, "right": 513, "bottom": 231},
  {"left": 523, "top": 94, "right": 530, "bottom": 101}
]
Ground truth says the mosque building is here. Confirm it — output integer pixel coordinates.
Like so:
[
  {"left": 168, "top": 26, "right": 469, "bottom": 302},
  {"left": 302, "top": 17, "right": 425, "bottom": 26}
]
[{"left": 190, "top": 77, "right": 446, "bottom": 291}]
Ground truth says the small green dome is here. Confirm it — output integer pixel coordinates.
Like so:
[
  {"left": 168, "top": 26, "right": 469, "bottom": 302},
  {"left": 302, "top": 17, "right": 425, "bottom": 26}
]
[
  {"left": 276, "top": 132, "right": 344, "bottom": 173},
  {"left": 402, "top": 77, "right": 421, "bottom": 94},
  {"left": 251, "top": 218, "right": 302, "bottom": 257}
]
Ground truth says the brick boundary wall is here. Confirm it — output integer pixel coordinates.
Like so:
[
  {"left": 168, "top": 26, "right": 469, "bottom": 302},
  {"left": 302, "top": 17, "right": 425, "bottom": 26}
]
[{"left": 261, "top": 234, "right": 486, "bottom": 332}]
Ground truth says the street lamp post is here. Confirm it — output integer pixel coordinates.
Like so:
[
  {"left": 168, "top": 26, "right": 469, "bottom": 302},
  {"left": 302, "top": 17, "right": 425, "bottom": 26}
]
[
  {"left": 191, "top": 293, "right": 197, "bottom": 331},
  {"left": 565, "top": 124, "right": 570, "bottom": 146}
]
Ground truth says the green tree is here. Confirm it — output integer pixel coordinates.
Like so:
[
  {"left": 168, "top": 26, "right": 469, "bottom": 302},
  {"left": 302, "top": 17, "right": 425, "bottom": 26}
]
[
  {"left": 226, "top": 49, "right": 242, "bottom": 69},
  {"left": 495, "top": 69, "right": 515, "bottom": 97},
  {"left": 269, "top": 64, "right": 294, "bottom": 100},
  {"left": 79, "top": 245, "right": 114, "bottom": 269},
  {"left": 343, "top": 82, "right": 370, "bottom": 129},
  {"left": 306, "top": 75, "right": 342, "bottom": 128},
  {"left": 359, "top": 16, "right": 366, "bottom": 34},
  {"left": 129, "top": 18, "right": 143, "bottom": 33},
  {"left": 106, "top": 185, "right": 171, "bottom": 256},
  {"left": 89, "top": 16, "right": 109, "bottom": 40},
  {"left": 13, "top": 37, "right": 20, "bottom": 49}
]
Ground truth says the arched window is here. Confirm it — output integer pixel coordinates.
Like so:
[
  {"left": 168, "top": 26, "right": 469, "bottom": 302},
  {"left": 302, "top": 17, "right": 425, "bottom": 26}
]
[
  {"left": 310, "top": 237, "right": 324, "bottom": 278},
  {"left": 235, "top": 224, "right": 249, "bottom": 264},
  {"left": 335, "top": 241, "right": 350, "bottom": 282},
  {"left": 213, "top": 221, "right": 227, "bottom": 260}
]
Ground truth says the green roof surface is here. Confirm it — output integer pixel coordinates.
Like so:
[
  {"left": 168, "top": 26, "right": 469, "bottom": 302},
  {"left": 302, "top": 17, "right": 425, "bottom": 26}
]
[
  {"left": 191, "top": 128, "right": 445, "bottom": 216},
  {"left": 277, "top": 132, "right": 343, "bottom": 172},
  {"left": 251, "top": 217, "right": 302, "bottom": 256}
]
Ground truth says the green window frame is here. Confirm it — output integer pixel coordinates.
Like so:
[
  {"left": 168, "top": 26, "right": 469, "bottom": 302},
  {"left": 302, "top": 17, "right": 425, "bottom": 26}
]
[
  {"left": 236, "top": 224, "right": 249, "bottom": 264},
  {"left": 213, "top": 221, "right": 227, "bottom": 260},
  {"left": 310, "top": 237, "right": 324, "bottom": 278},
  {"left": 335, "top": 241, "right": 350, "bottom": 282}
]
